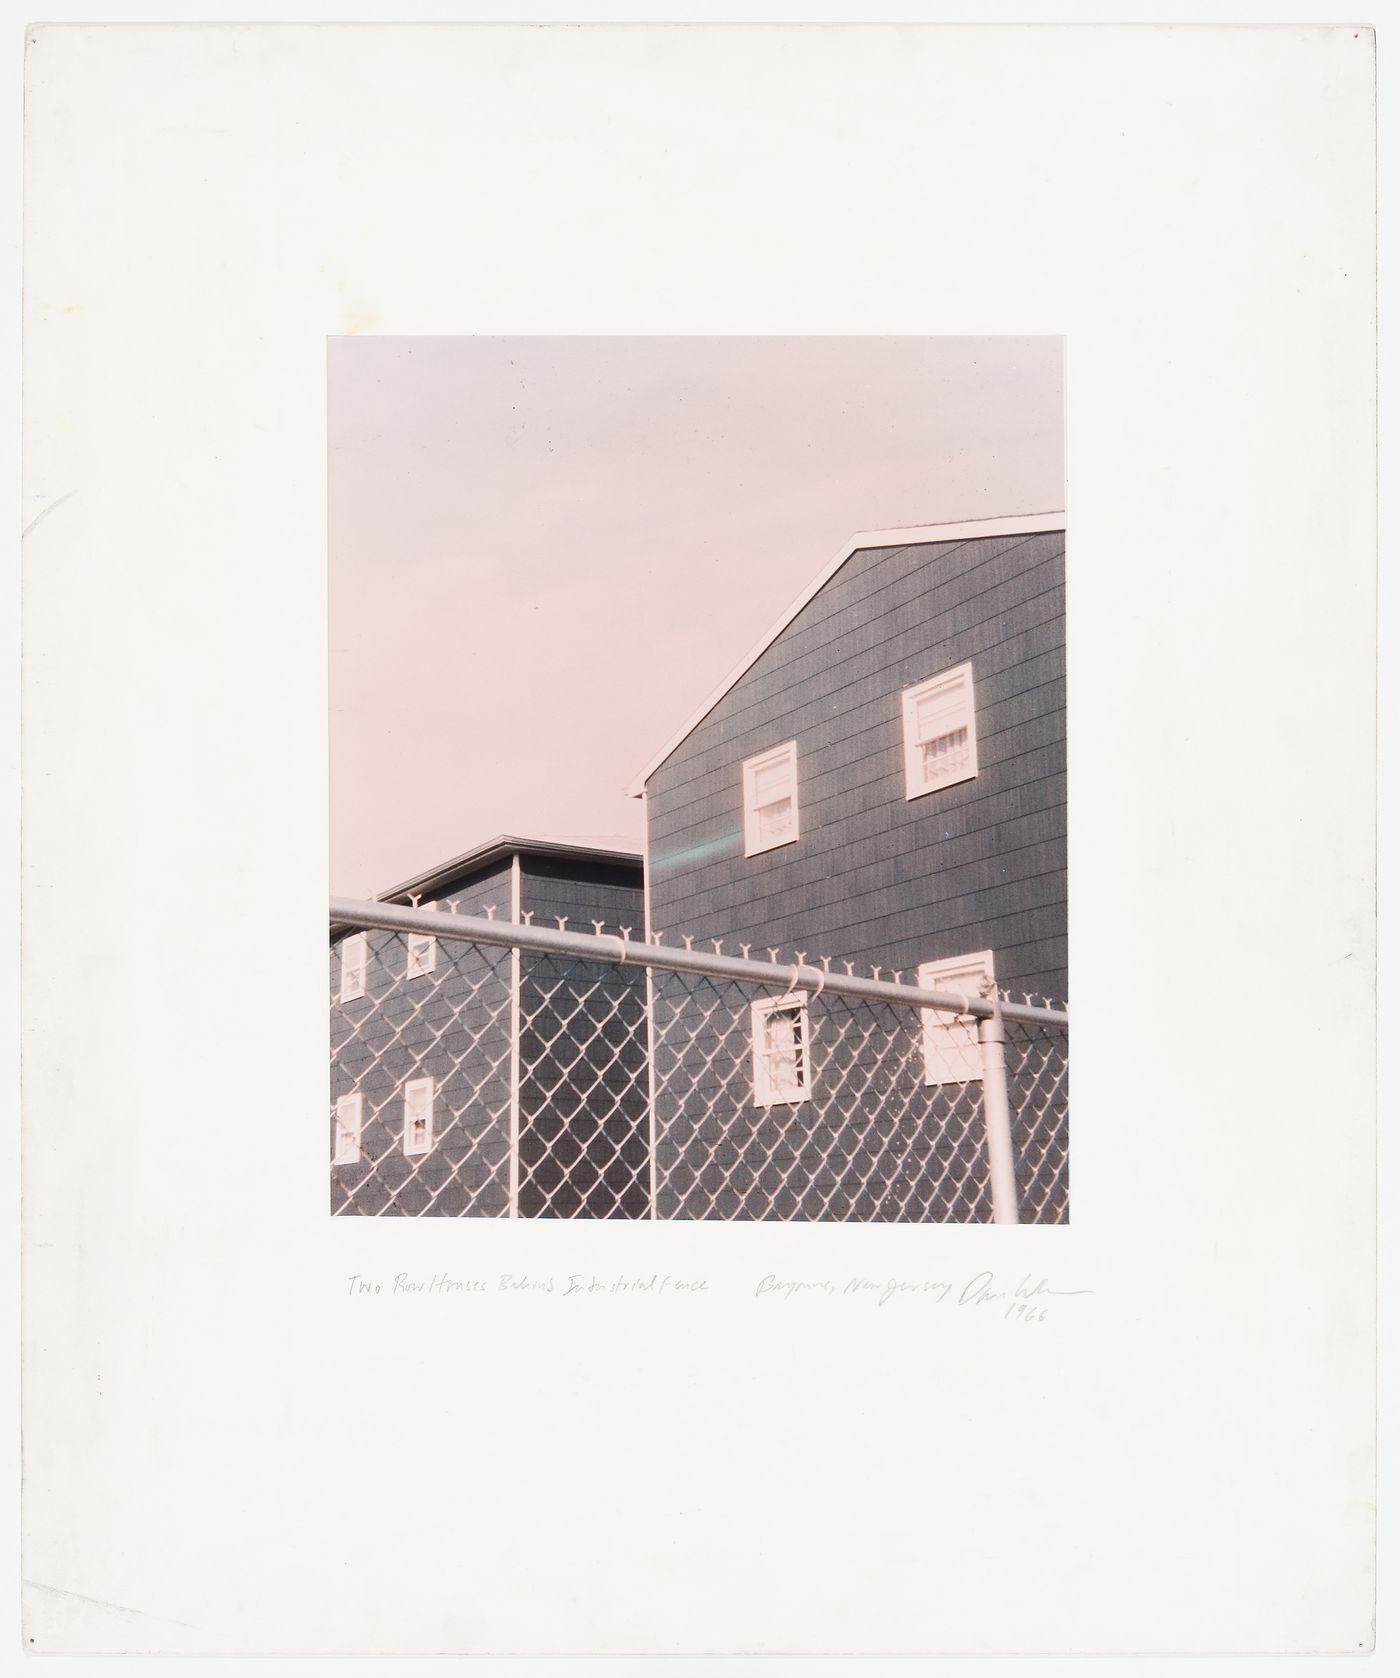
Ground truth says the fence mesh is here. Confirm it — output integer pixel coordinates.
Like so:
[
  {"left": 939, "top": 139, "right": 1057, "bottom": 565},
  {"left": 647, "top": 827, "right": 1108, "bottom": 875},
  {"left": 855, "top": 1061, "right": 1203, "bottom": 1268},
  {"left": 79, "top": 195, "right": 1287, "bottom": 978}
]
[
  {"left": 516, "top": 951, "right": 650, "bottom": 1219},
  {"left": 330, "top": 919, "right": 1068, "bottom": 1224},
  {"left": 1005, "top": 1016, "right": 1070, "bottom": 1224},
  {"left": 330, "top": 932, "right": 514, "bottom": 1217},
  {"left": 649, "top": 972, "right": 992, "bottom": 1222}
]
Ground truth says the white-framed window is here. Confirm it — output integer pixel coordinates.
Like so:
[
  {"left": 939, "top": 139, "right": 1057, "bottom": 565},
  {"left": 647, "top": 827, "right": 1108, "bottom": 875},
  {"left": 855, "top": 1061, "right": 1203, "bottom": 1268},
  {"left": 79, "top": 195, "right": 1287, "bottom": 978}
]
[
  {"left": 743, "top": 741, "right": 800, "bottom": 856},
  {"left": 339, "top": 932, "right": 368, "bottom": 1002},
  {"left": 902, "top": 662, "right": 978, "bottom": 799},
  {"left": 333, "top": 1093, "right": 363, "bottom": 1165},
  {"left": 751, "top": 994, "right": 811, "bottom": 1107},
  {"left": 403, "top": 1077, "right": 435, "bottom": 1156},
  {"left": 919, "top": 950, "right": 995, "bottom": 1086},
  {"left": 406, "top": 903, "right": 437, "bottom": 979}
]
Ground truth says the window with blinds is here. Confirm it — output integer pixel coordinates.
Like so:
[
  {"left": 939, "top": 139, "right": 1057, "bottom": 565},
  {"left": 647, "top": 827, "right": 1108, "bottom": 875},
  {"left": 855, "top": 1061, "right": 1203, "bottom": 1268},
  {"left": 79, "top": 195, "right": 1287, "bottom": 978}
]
[
  {"left": 918, "top": 950, "right": 995, "bottom": 1086},
  {"left": 742, "top": 741, "right": 800, "bottom": 856},
  {"left": 751, "top": 995, "right": 811, "bottom": 1106},
  {"left": 403, "top": 1077, "right": 435, "bottom": 1156},
  {"left": 339, "top": 932, "right": 368, "bottom": 1002},
  {"left": 902, "top": 662, "right": 978, "bottom": 798},
  {"left": 333, "top": 1092, "right": 363, "bottom": 1165}
]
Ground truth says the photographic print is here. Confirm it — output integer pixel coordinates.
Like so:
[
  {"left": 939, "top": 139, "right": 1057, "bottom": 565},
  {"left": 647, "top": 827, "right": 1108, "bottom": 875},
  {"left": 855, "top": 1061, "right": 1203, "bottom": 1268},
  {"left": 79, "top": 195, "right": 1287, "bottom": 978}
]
[
  {"left": 328, "top": 337, "right": 1067, "bottom": 1222},
  {"left": 23, "top": 23, "right": 1375, "bottom": 1658}
]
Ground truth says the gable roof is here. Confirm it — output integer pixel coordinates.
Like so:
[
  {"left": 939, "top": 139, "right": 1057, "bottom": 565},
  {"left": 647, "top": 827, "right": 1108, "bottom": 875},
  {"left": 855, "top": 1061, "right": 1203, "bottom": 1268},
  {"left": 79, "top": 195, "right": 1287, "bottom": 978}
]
[
  {"left": 377, "top": 834, "right": 642, "bottom": 905},
  {"left": 624, "top": 511, "right": 1066, "bottom": 796}
]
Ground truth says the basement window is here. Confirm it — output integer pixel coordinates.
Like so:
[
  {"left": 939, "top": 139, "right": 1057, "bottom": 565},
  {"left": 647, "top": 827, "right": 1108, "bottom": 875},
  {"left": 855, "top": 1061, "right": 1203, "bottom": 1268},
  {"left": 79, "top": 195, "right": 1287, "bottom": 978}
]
[
  {"left": 403, "top": 1077, "right": 435, "bottom": 1157},
  {"left": 919, "top": 951, "right": 995, "bottom": 1087},
  {"left": 406, "top": 904, "right": 437, "bottom": 979},
  {"left": 743, "top": 741, "right": 800, "bottom": 856},
  {"left": 339, "top": 933, "right": 368, "bottom": 1002},
  {"left": 333, "top": 1093, "right": 363, "bottom": 1165},
  {"left": 903, "top": 663, "right": 978, "bottom": 798},
  {"left": 751, "top": 994, "right": 811, "bottom": 1107}
]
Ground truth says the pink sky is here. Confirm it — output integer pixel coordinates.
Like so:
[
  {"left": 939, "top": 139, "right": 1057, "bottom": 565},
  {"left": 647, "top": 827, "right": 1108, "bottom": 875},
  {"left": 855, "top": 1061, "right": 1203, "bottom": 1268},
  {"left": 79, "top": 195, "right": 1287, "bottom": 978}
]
[{"left": 329, "top": 337, "right": 1063, "bottom": 898}]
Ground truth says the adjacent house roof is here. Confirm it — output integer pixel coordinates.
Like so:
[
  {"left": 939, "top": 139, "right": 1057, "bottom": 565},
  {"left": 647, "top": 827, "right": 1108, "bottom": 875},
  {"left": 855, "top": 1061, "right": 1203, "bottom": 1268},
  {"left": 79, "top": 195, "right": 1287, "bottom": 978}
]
[
  {"left": 377, "top": 835, "right": 643, "bottom": 905},
  {"left": 624, "top": 511, "right": 1066, "bottom": 797}
]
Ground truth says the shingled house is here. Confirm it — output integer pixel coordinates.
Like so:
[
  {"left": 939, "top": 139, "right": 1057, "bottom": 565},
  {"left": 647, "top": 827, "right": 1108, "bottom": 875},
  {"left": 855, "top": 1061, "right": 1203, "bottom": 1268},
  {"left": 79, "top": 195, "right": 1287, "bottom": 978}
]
[
  {"left": 329, "top": 837, "right": 647, "bottom": 1218},
  {"left": 627, "top": 512, "right": 1067, "bottom": 1221}
]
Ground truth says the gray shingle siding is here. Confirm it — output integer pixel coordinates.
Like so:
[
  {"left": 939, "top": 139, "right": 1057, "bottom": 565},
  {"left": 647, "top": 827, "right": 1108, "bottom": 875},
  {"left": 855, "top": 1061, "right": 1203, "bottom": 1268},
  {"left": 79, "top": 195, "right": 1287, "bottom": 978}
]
[
  {"left": 516, "top": 857, "right": 649, "bottom": 1219},
  {"left": 329, "top": 927, "right": 513, "bottom": 1217},
  {"left": 433, "top": 861, "right": 517, "bottom": 923},
  {"left": 645, "top": 530, "right": 1067, "bottom": 1005},
  {"left": 331, "top": 851, "right": 646, "bottom": 1217},
  {"left": 642, "top": 527, "right": 1067, "bottom": 1224},
  {"left": 649, "top": 977, "right": 992, "bottom": 1223},
  {"left": 520, "top": 857, "right": 644, "bottom": 935}
]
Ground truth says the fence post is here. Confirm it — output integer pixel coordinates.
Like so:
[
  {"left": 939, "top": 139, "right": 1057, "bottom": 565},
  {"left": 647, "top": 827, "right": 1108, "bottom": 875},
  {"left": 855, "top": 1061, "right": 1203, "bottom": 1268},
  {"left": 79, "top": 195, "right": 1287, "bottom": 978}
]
[
  {"left": 977, "top": 1002, "right": 1020, "bottom": 1225},
  {"left": 644, "top": 965, "right": 659, "bottom": 1220},
  {"left": 508, "top": 860, "right": 522, "bottom": 1219}
]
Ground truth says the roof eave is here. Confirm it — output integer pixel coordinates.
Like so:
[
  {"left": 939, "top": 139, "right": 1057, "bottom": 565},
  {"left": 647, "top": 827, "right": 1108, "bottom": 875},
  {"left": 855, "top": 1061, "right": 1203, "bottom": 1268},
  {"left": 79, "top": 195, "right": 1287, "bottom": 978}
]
[{"left": 377, "top": 834, "right": 643, "bottom": 904}]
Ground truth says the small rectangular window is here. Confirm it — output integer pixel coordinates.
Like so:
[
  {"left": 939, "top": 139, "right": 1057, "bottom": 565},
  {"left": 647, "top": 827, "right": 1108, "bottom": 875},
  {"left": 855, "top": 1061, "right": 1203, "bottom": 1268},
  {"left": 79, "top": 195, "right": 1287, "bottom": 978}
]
[
  {"left": 919, "top": 951, "right": 995, "bottom": 1086},
  {"left": 339, "top": 932, "right": 367, "bottom": 1002},
  {"left": 751, "top": 995, "right": 811, "bottom": 1106},
  {"left": 333, "top": 1093, "right": 363, "bottom": 1165},
  {"left": 406, "top": 904, "right": 437, "bottom": 979},
  {"left": 403, "top": 1077, "right": 435, "bottom": 1156},
  {"left": 903, "top": 663, "right": 977, "bottom": 798},
  {"left": 743, "top": 741, "right": 800, "bottom": 856}
]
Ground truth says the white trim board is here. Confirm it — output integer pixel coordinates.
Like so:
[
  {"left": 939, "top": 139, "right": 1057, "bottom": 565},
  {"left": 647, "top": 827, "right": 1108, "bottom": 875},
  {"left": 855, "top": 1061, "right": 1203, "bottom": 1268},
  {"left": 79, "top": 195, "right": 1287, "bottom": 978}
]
[{"left": 624, "top": 511, "right": 1066, "bottom": 796}]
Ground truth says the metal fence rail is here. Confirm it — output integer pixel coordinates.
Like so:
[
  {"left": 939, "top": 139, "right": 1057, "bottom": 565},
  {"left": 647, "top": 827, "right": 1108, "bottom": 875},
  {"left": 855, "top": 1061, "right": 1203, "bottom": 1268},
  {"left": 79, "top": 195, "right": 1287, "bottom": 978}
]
[{"left": 329, "top": 898, "right": 1069, "bottom": 1224}]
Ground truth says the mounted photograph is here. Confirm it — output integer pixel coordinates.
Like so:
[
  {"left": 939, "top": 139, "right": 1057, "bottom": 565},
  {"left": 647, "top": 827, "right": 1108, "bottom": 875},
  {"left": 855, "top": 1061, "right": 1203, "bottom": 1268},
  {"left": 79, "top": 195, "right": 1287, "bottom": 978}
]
[{"left": 328, "top": 337, "right": 1067, "bottom": 1223}]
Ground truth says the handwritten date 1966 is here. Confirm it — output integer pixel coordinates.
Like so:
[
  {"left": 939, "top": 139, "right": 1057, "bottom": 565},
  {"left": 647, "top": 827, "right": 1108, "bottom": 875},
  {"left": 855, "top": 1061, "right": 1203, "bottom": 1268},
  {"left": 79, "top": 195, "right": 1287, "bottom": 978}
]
[{"left": 958, "top": 1270, "right": 1093, "bottom": 1322}]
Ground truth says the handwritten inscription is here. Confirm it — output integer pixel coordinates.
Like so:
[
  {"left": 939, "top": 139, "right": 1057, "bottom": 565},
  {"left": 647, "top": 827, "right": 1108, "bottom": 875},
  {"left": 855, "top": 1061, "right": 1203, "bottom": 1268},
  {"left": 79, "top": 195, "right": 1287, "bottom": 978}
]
[
  {"left": 755, "top": 1270, "right": 1093, "bottom": 1322},
  {"left": 564, "top": 1273, "right": 709, "bottom": 1297},
  {"left": 346, "top": 1271, "right": 710, "bottom": 1299},
  {"left": 343, "top": 1269, "right": 1090, "bottom": 1322}
]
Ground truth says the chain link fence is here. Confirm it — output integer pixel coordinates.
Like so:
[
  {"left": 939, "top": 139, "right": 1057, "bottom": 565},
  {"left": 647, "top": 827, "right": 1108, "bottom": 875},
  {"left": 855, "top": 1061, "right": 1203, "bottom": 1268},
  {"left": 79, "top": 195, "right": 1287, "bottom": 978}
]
[
  {"left": 1005, "top": 1016, "right": 1071, "bottom": 1224},
  {"left": 330, "top": 900, "right": 1068, "bottom": 1224}
]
